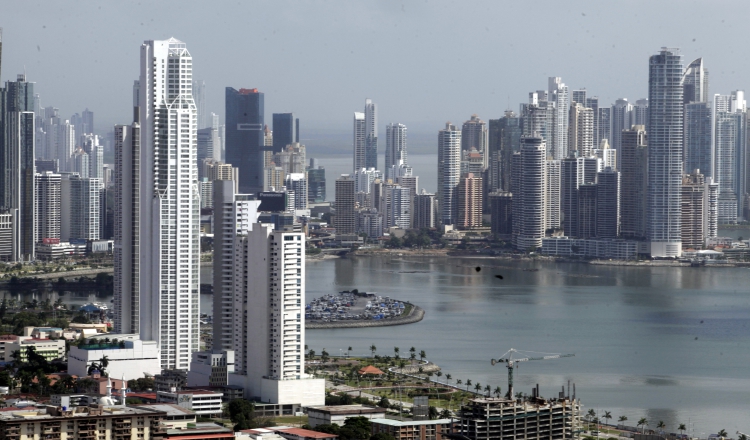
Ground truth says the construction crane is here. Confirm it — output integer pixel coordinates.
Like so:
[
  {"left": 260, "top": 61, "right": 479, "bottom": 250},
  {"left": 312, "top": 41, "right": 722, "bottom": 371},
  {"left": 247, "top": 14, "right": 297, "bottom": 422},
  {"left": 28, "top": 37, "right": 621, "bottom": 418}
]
[{"left": 491, "top": 348, "right": 574, "bottom": 399}]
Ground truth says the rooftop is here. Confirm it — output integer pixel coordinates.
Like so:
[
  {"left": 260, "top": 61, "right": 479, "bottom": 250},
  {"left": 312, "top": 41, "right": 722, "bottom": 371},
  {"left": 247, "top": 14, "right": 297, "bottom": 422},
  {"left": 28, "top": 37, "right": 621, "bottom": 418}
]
[
  {"left": 136, "top": 404, "right": 194, "bottom": 417},
  {"left": 277, "top": 427, "right": 339, "bottom": 439},
  {"left": 370, "top": 418, "right": 453, "bottom": 427},
  {"left": 0, "top": 405, "right": 164, "bottom": 421},
  {"left": 308, "top": 404, "right": 385, "bottom": 415},
  {"left": 164, "top": 422, "right": 231, "bottom": 436}
]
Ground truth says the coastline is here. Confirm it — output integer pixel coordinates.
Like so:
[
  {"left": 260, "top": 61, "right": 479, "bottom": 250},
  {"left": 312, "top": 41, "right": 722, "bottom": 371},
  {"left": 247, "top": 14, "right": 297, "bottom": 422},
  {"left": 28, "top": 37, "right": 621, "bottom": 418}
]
[{"left": 306, "top": 303, "right": 424, "bottom": 329}]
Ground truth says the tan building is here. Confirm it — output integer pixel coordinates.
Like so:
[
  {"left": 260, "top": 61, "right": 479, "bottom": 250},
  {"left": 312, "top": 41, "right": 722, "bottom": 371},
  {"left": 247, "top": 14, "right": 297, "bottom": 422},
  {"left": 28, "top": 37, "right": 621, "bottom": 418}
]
[
  {"left": 0, "top": 404, "right": 167, "bottom": 440},
  {"left": 457, "top": 173, "right": 483, "bottom": 230},
  {"left": 307, "top": 405, "right": 386, "bottom": 428},
  {"left": 370, "top": 418, "right": 455, "bottom": 440}
]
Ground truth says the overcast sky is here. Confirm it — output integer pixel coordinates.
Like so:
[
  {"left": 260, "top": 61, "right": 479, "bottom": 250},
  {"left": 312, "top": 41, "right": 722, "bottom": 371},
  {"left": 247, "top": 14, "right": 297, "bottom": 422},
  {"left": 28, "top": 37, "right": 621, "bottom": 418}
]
[{"left": 2, "top": 1, "right": 748, "bottom": 152}]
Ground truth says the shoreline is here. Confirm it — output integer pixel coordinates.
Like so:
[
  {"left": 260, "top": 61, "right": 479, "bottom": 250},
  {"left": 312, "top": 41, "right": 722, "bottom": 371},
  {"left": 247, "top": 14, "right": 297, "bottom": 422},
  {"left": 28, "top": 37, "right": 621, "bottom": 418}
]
[{"left": 306, "top": 303, "right": 424, "bottom": 329}]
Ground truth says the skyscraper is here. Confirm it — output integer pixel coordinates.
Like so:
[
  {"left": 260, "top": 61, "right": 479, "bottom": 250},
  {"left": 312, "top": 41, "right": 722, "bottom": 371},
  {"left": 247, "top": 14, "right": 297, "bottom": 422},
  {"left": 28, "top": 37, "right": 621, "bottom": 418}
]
[
  {"left": 0, "top": 74, "right": 35, "bottom": 261},
  {"left": 620, "top": 125, "right": 648, "bottom": 239},
  {"left": 647, "top": 48, "right": 684, "bottom": 257},
  {"left": 684, "top": 102, "right": 712, "bottom": 175},
  {"left": 683, "top": 58, "right": 709, "bottom": 104},
  {"left": 611, "top": 98, "right": 635, "bottom": 157},
  {"left": 334, "top": 175, "right": 356, "bottom": 234},
  {"left": 515, "top": 136, "right": 546, "bottom": 250},
  {"left": 437, "top": 123, "right": 461, "bottom": 226},
  {"left": 681, "top": 171, "right": 718, "bottom": 249},
  {"left": 568, "top": 103, "right": 594, "bottom": 158},
  {"left": 596, "top": 167, "right": 621, "bottom": 238},
  {"left": 713, "top": 91, "right": 747, "bottom": 223},
  {"left": 385, "top": 123, "right": 407, "bottom": 182},
  {"left": 461, "top": 115, "right": 488, "bottom": 167},
  {"left": 364, "top": 99, "right": 378, "bottom": 170},
  {"left": 272, "top": 113, "right": 298, "bottom": 153},
  {"left": 61, "top": 175, "right": 100, "bottom": 242},
  {"left": 34, "top": 171, "right": 61, "bottom": 243},
  {"left": 457, "top": 173, "right": 482, "bottom": 230},
  {"left": 413, "top": 190, "right": 436, "bottom": 229},
  {"left": 352, "top": 112, "right": 365, "bottom": 172},
  {"left": 488, "top": 111, "right": 521, "bottom": 193},
  {"left": 114, "top": 38, "right": 200, "bottom": 370},
  {"left": 307, "top": 159, "right": 326, "bottom": 203},
  {"left": 545, "top": 160, "right": 561, "bottom": 230},
  {"left": 192, "top": 79, "right": 207, "bottom": 129},
  {"left": 548, "top": 77, "right": 570, "bottom": 160},
  {"left": 226, "top": 87, "right": 264, "bottom": 193}
]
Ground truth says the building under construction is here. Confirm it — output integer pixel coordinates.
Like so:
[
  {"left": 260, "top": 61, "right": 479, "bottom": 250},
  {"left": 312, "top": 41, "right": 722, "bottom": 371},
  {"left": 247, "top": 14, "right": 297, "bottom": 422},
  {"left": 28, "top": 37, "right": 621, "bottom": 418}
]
[{"left": 459, "top": 386, "right": 581, "bottom": 440}]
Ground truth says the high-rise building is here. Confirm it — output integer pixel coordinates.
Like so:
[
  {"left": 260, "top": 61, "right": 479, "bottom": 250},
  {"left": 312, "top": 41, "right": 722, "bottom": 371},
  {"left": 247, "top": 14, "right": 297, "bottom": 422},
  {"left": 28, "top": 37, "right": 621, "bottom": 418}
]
[
  {"left": 681, "top": 171, "right": 718, "bottom": 249},
  {"left": 568, "top": 103, "right": 594, "bottom": 158},
  {"left": 197, "top": 126, "right": 220, "bottom": 168},
  {"left": 364, "top": 99, "right": 378, "bottom": 170},
  {"left": 114, "top": 38, "right": 200, "bottom": 370},
  {"left": 634, "top": 99, "right": 649, "bottom": 126},
  {"left": 82, "top": 108, "right": 94, "bottom": 135},
  {"left": 34, "top": 172, "right": 61, "bottom": 242},
  {"left": 285, "top": 173, "right": 308, "bottom": 210},
  {"left": 353, "top": 167, "right": 381, "bottom": 194},
  {"left": 413, "top": 190, "right": 436, "bottom": 229},
  {"left": 457, "top": 173, "right": 482, "bottom": 230},
  {"left": 561, "top": 158, "right": 579, "bottom": 237},
  {"left": 586, "top": 96, "right": 601, "bottom": 146},
  {"left": 593, "top": 139, "right": 617, "bottom": 170},
  {"left": 571, "top": 89, "right": 587, "bottom": 105},
  {"left": 597, "top": 106, "right": 611, "bottom": 148},
  {"left": 212, "top": 180, "right": 260, "bottom": 352},
  {"left": 203, "top": 160, "right": 239, "bottom": 185},
  {"left": 383, "top": 184, "right": 411, "bottom": 230},
  {"left": 307, "top": 159, "right": 326, "bottom": 203},
  {"left": 648, "top": 48, "right": 684, "bottom": 257},
  {"left": 71, "top": 148, "right": 89, "bottom": 178},
  {"left": 352, "top": 112, "right": 365, "bottom": 172},
  {"left": 683, "top": 58, "right": 709, "bottom": 104},
  {"left": 61, "top": 175, "right": 100, "bottom": 242},
  {"left": 226, "top": 87, "right": 264, "bottom": 193},
  {"left": 82, "top": 134, "right": 103, "bottom": 180},
  {"left": 684, "top": 102, "right": 712, "bottom": 175},
  {"left": 713, "top": 91, "right": 747, "bottom": 223},
  {"left": 0, "top": 74, "right": 35, "bottom": 261},
  {"left": 596, "top": 167, "right": 621, "bottom": 238},
  {"left": 488, "top": 111, "right": 521, "bottom": 193},
  {"left": 611, "top": 98, "right": 635, "bottom": 158},
  {"left": 521, "top": 94, "right": 554, "bottom": 154},
  {"left": 577, "top": 183, "right": 598, "bottom": 239},
  {"left": 334, "top": 175, "right": 356, "bottom": 235},
  {"left": 461, "top": 115, "right": 488, "bottom": 168},
  {"left": 272, "top": 143, "right": 306, "bottom": 175},
  {"left": 548, "top": 77, "right": 570, "bottom": 160},
  {"left": 192, "top": 79, "right": 207, "bottom": 128},
  {"left": 620, "top": 125, "right": 649, "bottom": 239},
  {"left": 514, "top": 136, "right": 546, "bottom": 250},
  {"left": 489, "top": 192, "right": 512, "bottom": 237},
  {"left": 437, "top": 123, "right": 461, "bottom": 226},
  {"left": 385, "top": 123, "right": 407, "bottom": 181},
  {"left": 229, "top": 223, "right": 324, "bottom": 405},
  {"left": 272, "top": 113, "right": 298, "bottom": 153},
  {"left": 199, "top": 178, "right": 213, "bottom": 209},
  {"left": 545, "top": 160, "right": 561, "bottom": 230}
]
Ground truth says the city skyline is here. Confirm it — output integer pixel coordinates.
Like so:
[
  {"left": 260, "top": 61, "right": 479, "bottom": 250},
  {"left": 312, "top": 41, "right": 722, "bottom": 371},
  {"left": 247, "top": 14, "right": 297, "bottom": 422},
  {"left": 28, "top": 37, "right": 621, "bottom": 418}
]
[{"left": 4, "top": 2, "right": 750, "bottom": 148}]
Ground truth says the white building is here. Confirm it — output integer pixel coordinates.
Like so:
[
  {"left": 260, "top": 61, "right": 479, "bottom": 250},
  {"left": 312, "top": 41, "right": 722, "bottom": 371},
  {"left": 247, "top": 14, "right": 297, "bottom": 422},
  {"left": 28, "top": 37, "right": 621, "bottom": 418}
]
[
  {"left": 383, "top": 184, "right": 411, "bottom": 230},
  {"left": 353, "top": 112, "right": 366, "bottom": 172},
  {"left": 67, "top": 338, "right": 161, "bottom": 380},
  {"left": 4, "top": 337, "right": 65, "bottom": 362},
  {"left": 157, "top": 389, "right": 223, "bottom": 416},
  {"left": 229, "top": 223, "right": 324, "bottom": 406},
  {"left": 82, "top": 134, "right": 104, "bottom": 179},
  {"left": 438, "top": 123, "right": 461, "bottom": 226},
  {"left": 61, "top": 175, "right": 100, "bottom": 242},
  {"left": 545, "top": 159, "right": 561, "bottom": 231},
  {"left": 354, "top": 167, "right": 381, "bottom": 194},
  {"left": 199, "top": 178, "right": 213, "bottom": 209},
  {"left": 35, "top": 172, "right": 61, "bottom": 242},
  {"left": 113, "top": 38, "right": 200, "bottom": 370},
  {"left": 186, "top": 350, "right": 235, "bottom": 387},
  {"left": 515, "top": 136, "right": 547, "bottom": 251},
  {"left": 285, "top": 173, "right": 308, "bottom": 210},
  {"left": 385, "top": 123, "right": 407, "bottom": 181}
]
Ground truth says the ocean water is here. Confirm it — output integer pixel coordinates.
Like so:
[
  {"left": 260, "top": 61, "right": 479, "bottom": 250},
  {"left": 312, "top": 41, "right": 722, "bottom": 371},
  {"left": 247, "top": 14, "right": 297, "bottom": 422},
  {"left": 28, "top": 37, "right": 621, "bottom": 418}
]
[{"left": 304, "top": 255, "right": 750, "bottom": 435}]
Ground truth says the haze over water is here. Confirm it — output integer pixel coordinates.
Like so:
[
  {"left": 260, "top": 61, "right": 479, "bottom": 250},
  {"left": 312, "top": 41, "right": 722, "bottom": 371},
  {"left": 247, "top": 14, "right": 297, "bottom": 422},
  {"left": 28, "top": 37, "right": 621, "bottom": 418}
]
[{"left": 304, "top": 256, "right": 750, "bottom": 434}]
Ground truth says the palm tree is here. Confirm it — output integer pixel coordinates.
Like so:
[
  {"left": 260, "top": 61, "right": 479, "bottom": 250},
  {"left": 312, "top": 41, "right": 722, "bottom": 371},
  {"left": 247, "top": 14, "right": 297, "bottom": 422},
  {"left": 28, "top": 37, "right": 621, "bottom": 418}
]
[
  {"left": 410, "top": 352, "right": 417, "bottom": 362},
  {"left": 657, "top": 421, "right": 665, "bottom": 431},
  {"left": 445, "top": 374, "right": 452, "bottom": 385},
  {"left": 637, "top": 418, "right": 648, "bottom": 434},
  {"left": 493, "top": 386, "right": 502, "bottom": 397},
  {"left": 474, "top": 383, "right": 481, "bottom": 394},
  {"left": 409, "top": 346, "right": 416, "bottom": 357},
  {"left": 394, "top": 347, "right": 400, "bottom": 358},
  {"left": 398, "top": 360, "right": 406, "bottom": 370},
  {"left": 738, "top": 434, "right": 747, "bottom": 440},
  {"left": 456, "top": 379, "right": 463, "bottom": 388},
  {"left": 619, "top": 416, "right": 628, "bottom": 423},
  {"left": 465, "top": 379, "right": 472, "bottom": 392},
  {"left": 602, "top": 411, "right": 612, "bottom": 427},
  {"left": 419, "top": 350, "right": 426, "bottom": 362},
  {"left": 587, "top": 409, "right": 596, "bottom": 429},
  {"left": 436, "top": 371, "right": 443, "bottom": 383},
  {"left": 370, "top": 344, "right": 377, "bottom": 358},
  {"left": 484, "top": 385, "right": 490, "bottom": 396},
  {"left": 678, "top": 424, "right": 686, "bottom": 437},
  {"left": 718, "top": 430, "right": 728, "bottom": 439},
  {"left": 99, "top": 355, "right": 110, "bottom": 376}
]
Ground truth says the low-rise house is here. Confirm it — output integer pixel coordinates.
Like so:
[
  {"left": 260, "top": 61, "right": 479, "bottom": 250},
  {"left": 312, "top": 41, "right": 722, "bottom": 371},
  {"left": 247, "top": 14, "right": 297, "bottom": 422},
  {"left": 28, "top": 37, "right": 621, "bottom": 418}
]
[{"left": 306, "top": 405, "right": 386, "bottom": 428}]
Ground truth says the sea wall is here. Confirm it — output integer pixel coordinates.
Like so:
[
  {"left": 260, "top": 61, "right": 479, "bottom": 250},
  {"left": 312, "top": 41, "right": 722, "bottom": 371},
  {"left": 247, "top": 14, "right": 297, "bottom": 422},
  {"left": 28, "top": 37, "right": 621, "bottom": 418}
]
[{"left": 306, "top": 304, "right": 424, "bottom": 329}]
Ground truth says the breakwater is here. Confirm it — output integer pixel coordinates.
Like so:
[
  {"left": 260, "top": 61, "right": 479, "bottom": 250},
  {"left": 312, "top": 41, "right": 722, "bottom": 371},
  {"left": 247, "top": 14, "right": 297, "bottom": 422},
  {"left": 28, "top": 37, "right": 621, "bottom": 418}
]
[{"left": 306, "top": 303, "right": 424, "bottom": 329}]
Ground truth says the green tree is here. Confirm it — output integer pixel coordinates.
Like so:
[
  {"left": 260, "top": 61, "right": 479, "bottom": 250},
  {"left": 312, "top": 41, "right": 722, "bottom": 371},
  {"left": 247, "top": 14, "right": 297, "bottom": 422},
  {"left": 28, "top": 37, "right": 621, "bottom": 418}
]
[
  {"left": 428, "top": 406, "right": 439, "bottom": 420},
  {"left": 377, "top": 395, "right": 390, "bottom": 408},
  {"left": 370, "top": 344, "right": 377, "bottom": 358},
  {"left": 494, "top": 386, "right": 502, "bottom": 397},
  {"left": 678, "top": 424, "right": 686, "bottom": 437},
  {"left": 338, "top": 416, "right": 372, "bottom": 440},
  {"left": 228, "top": 399, "right": 257, "bottom": 431},
  {"left": 718, "top": 430, "right": 728, "bottom": 438},
  {"left": 657, "top": 421, "right": 665, "bottom": 430},
  {"left": 393, "top": 347, "right": 400, "bottom": 358},
  {"left": 419, "top": 350, "right": 426, "bottom": 362},
  {"left": 484, "top": 384, "right": 491, "bottom": 396},
  {"left": 445, "top": 374, "right": 452, "bottom": 384},
  {"left": 474, "top": 383, "right": 482, "bottom": 393},
  {"left": 619, "top": 416, "right": 628, "bottom": 423},
  {"left": 603, "top": 411, "right": 612, "bottom": 427},
  {"left": 321, "top": 349, "right": 330, "bottom": 363},
  {"left": 439, "top": 408, "right": 452, "bottom": 419},
  {"left": 465, "top": 379, "right": 471, "bottom": 392},
  {"left": 637, "top": 418, "right": 648, "bottom": 434},
  {"left": 387, "top": 236, "right": 403, "bottom": 248}
]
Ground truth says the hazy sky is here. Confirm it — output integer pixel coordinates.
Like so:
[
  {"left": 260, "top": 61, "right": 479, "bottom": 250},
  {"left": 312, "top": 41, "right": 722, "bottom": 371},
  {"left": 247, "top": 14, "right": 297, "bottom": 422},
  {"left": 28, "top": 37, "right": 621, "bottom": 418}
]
[{"left": 2, "top": 1, "right": 748, "bottom": 152}]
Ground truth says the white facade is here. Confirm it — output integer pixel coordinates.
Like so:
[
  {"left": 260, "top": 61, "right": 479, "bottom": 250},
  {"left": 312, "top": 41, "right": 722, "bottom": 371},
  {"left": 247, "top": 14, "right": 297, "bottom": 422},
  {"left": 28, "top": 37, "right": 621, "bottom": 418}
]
[
  {"left": 230, "top": 223, "right": 324, "bottom": 406},
  {"left": 385, "top": 123, "right": 407, "bottom": 181},
  {"left": 4, "top": 337, "right": 65, "bottom": 362},
  {"left": 114, "top": 38, "right": 200, "bottom": 370},
  {"left": 212, "top": 180, "right": 260, "bottom": 352},
  {"left": 34, "top": 172, "right": 61, "bottom": 242},
  {"left": 438, "top": 123, "right": 461, "bottom": 226},
  {"left": 545, "top": 160, "right": 561, "bottom": 230},
  {"left": 384, "top": 184, "right": 411, "bottom": 230},
  {"left": 285, "top": 173, "right": 308, "bottom": 210},
  {"left": 67, "top": 339, "right": 161, "bottom": 380},
  {"left": 61, "top": 175, "right": 100, "bottom": 242},
  {"left": 516, "top": 137, "right": 547, "bottom": 250},
  {"left": 353, "top": 167, "right": 381, "bottom": 194},
  {"left": 186, "top": 350, "right": 235, "bottom": 387},
  {"left": 548, "top": 77, "right": 570, "bottom": 160}
]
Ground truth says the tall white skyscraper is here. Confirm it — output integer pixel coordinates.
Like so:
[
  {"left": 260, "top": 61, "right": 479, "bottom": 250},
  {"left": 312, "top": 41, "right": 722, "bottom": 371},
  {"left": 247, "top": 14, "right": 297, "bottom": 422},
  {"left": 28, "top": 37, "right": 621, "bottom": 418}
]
[
  {"left": 352, "top": 112, "right": 365, "bottom": 172},
  {"left": 712, "top": 91, "right": 747, "bottom": 223},
  {"left": 192, "top": 79, "right": 207, "bottom": 129},
  {"left": 364, "top": 99, "right": 378, "bottom": 170},
  {"left": 61, "top": 175, "right": 100, "bottom": 242},
  {"left": 35, "top": 172, "right": 61, "bottom": 243},
  {"left": 549, "top": 77, "right": 570, "bottom": 160},
  {"left": 515, "top": 136, "right": 547, "bottom": 250},
  {"left": 647, "top": 48, "right": 684, "bottom": 257},
  {"left": 437, "top": 123, "right": 461, "bottom": 226},
  {"left": 114, "top": 38, "right": 200, "bottom": 370},
  {"left": 385, "top": 123, "right": 407, "bottom": 181}
]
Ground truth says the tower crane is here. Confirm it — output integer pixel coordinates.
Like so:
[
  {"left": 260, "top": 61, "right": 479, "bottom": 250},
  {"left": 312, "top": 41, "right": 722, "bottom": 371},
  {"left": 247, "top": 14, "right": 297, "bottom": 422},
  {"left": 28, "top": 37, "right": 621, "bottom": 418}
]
[{"left": 491, "top": 348, "right": 574, "bottom": 399}]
